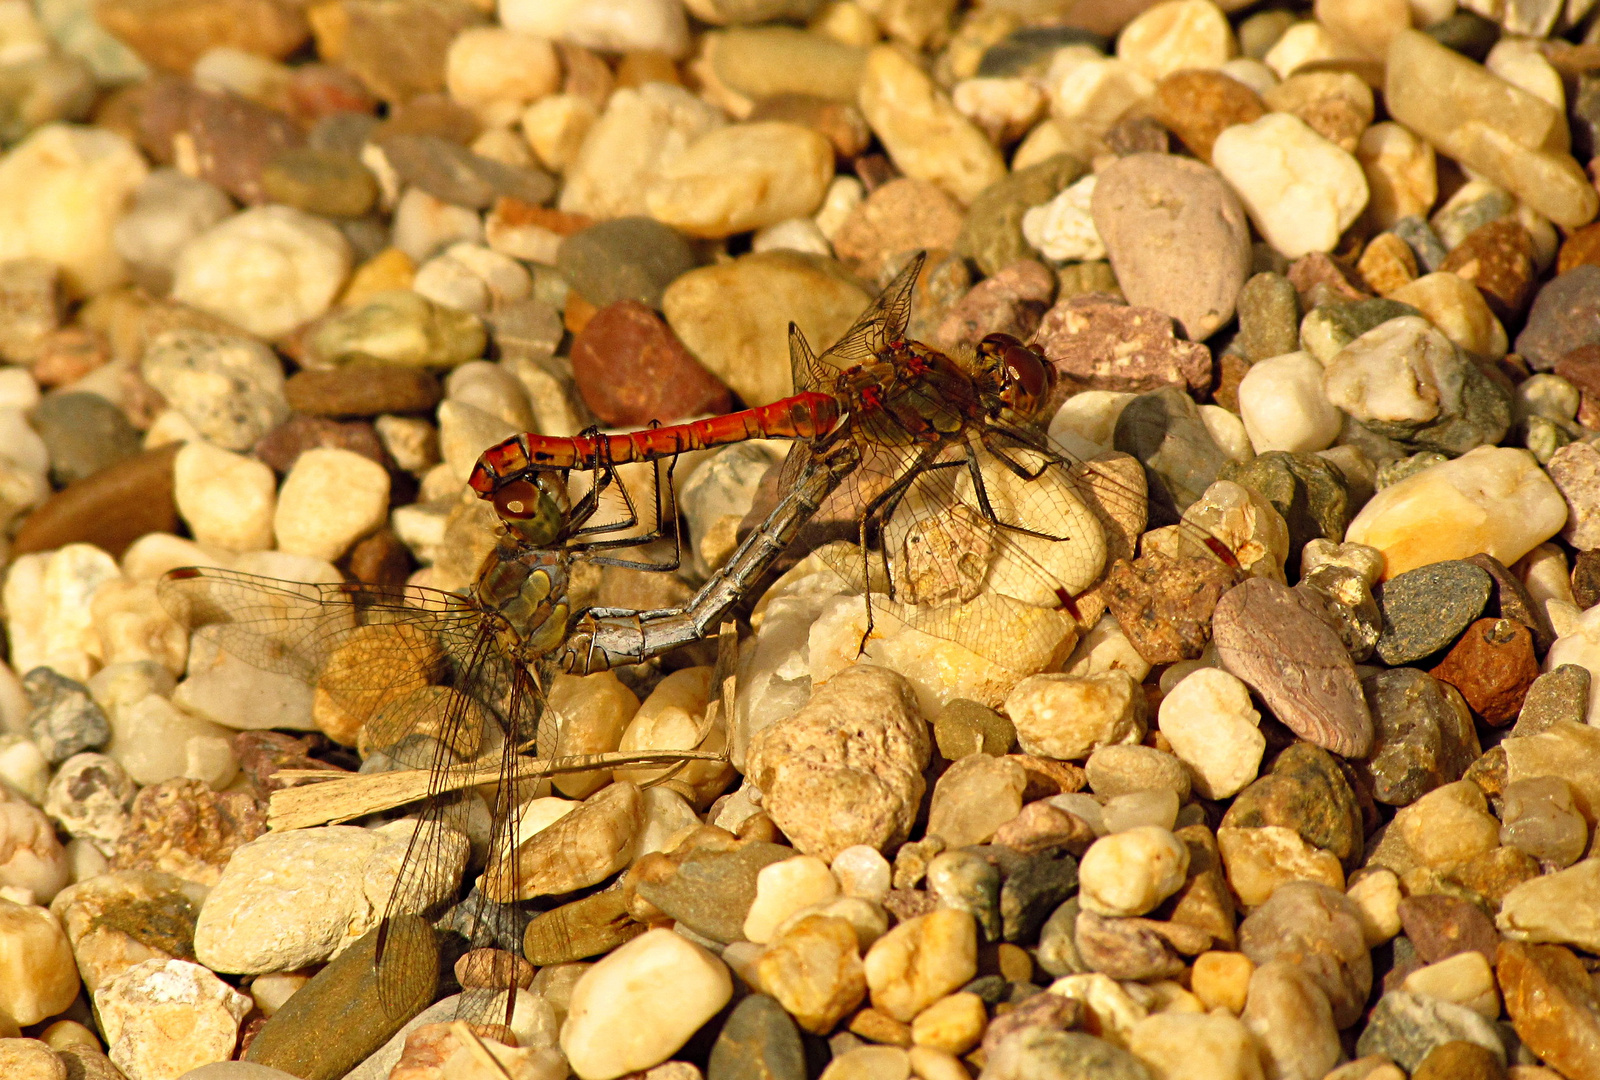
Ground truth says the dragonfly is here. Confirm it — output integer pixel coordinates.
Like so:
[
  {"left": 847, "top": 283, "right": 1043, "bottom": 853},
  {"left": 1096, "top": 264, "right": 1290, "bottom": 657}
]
[
  {"left": 470, "top": 253, "right": 1240, "bottom": 676},
  {"left": 158, "top": 452, "right": 722, "bottom": 1035}
]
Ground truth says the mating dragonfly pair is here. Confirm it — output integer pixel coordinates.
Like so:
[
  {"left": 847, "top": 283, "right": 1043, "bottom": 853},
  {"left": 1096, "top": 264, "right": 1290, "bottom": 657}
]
[{"left": 158, "top": 253, "right": 1232, "bottom": 1032}]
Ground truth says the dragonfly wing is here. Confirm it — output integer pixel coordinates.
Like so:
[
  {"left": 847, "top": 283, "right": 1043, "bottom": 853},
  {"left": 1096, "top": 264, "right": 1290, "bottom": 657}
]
[{"left": 810, "top": 252, "right": 926, "bottom": 377}]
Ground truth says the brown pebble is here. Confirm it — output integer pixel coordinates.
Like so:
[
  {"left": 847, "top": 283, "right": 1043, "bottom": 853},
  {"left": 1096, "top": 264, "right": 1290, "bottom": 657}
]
[
  {"left": 454, "top": 948, "right": 534, "bottom": 991},
  {"left": 1557, "top": 219, "right": 1600, "bottom": 275},
  {"left": 233, "top": 730, "right": 341, "bottom": 800},
  {"left": 1287, "top": 251, "right": 1370, "bottom": 309},
  {"left": 136, "top": 78, "right": 304, "bottom": 203},
  {"left": 570, "top": 300, "right": 732, "bottom": 427},
  {"left": 1440, "top": 219, "right": 1536, "bottom": 320},
  {"left": 97, "top": 0, "right": 309, "bottom": 74},
  {"left": 992, "top": 801, "right": 1094, "bottom": 856},
  {"left": 1151, "top": 69, "right": 1265, "bottom": 163},
  {"left": 848, "top": 1007, "right": 913, "bottom": 1047},
  {"left": 1574, "top": 548, "right": 1600, "bottom": 610},
  {"left": 1212, "top": 576, "right": 1374, "bottom": 758},
  {"left": 12, "top": 442, "right": 180, "bottom": 558},
  {"left": 1497, "top": 941, "right": 1600, "bottom": 1080},
  {"left": 1428, "top": 618, "right": 1539, "bottom": 725},
  {"left": 1103, "top": 551, "right": 1236, "bottom": 664},
  {"left": 1449, "top": 845, "right": 1539, "bottom": 907},
  {"left": 30, "top": 326, "right": 110, "bottom": 387},
  {"left": 254, "top": 415, "right": 389, "bottom": 475},
  {"left": 1396, "top": 894, "right": 1499, "bottom": 964},
  {"left": 749, "top": 93, "right": 871, "bottom": 160},
  {"left": 1412, "top": 1041, "right": 1506, "bottom": 1080},
  {"left": 1553, "top": 344, "right": 1600, "bottom": 429},
  {"left": 1357, "top": 232, "right": 1419, "bottom": 296},
  {"left": 345, "top": 527, "right": 413, "bottom": 587},
  {"left": 285, "top": 363, "right": 442, "bottom": 417},
  {"left": 523, "top": 889, "right": 646, "bottom": 965},
  {"left": 831, "top": 178, "right": 965, "bottom": 279},
  {"left": 933, "top": 260, "right": 1053, "bottom": 353},
  {"left": 1033, "top": 300, "right": 1213, "bottom": 396}
]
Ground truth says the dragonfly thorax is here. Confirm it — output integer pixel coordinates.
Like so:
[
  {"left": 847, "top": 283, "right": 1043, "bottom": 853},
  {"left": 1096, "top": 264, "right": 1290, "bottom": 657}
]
[{"left": 475, "top": 540, "right": 571, "bottom": 663}]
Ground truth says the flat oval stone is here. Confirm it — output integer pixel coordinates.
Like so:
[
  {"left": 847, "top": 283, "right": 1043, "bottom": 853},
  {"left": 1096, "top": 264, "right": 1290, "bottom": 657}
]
[
  {"left": 570, "top": 300, "right": 731, "bottom": 426},
  {"left": 1373, "top": 560, "right": 1492, "bottom": 665},
  {"left": 284, "top": 364, "right": 442, "bottom": 417},
  {"left": 1213, "top": 577, "right": 1374, "bottom": 758},
  {"left": 244, "top": 916, "right": 437, "bottom": 1080},
  {"left": 12, "top": 443, "right": 180, "bottom": 558}
]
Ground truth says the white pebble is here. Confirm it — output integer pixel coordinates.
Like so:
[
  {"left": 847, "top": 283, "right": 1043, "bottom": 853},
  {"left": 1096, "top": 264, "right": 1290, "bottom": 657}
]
[
  {"left": 1237, "top": 351, "right": 1341, "bottom": 454},
  {"left": 831, "top": 845, "right": 892, "bottom": 903},
  {"left": 391, "top": 187, "right": 483, "bottom": 263},
  {"left": 1077, "top": 825, "right": 1190, "bottom": 916},
  {"left": 744, "top": 855, "right": 841, "bottom": 944},
  {"left": 1022, "top": 173, "right": 1105, "bottom": 262},
  {"left": 173, "top": 441, "right": 276, "bottom": 553},
  {"left": 1003, "top": 670, "right": 1146, "bottom": 761},
  {"left": 1212, "top": 112, "right": 1368, "bottom": 259},
  {"left": 272, "top": 447, "right": 390, "bottom": 561},
  {"left": 172, "top": 205, "right": 352, "bottom": 339},
  {"left": 1157, "top": 667, "right": 1266, "bottom": 799}
]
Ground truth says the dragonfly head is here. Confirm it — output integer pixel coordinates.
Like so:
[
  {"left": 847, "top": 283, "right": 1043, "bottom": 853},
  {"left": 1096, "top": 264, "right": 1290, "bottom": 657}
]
[
  {"left": 491, "top": 470, "right": 570, "bottom": 546},
  {"left": 977, "top": 333, "right": 1051, "bottom": 418}
]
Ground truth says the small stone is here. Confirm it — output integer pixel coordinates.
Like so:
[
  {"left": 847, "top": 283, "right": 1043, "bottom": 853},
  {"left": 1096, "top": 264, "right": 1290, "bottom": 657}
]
[
  {"left": 1241, "top": 962, "right": 1342, "bottom": 1080},
  {"left": 1344, "top": 446, "right": 1568, "bottom": 579},
  {"left": 42, "top": 753, "right": 134, "bottom": 856},
  {"left": 1511, "top": 666, "right": 1590, "bottom": 737},
  {"left": 1101, "top": 552, "right": 1235, "bottom": 665},
  {"left": 709, "top": 994, "right": 806, "bottom": 1080},
  {"left": 30, "top": 392, "right": 140, "bottom": 487},
  {"left": 931, "top": 700, "right": 1014, "bottom": 760},
  {"left": 95, "top": 958, "right": 251, "bottom": 1080},
  {"left": 172, "top": 205, "right": 351, "bottom": 340},
  {"left": 1191, "top": 950, "right": 1254, "bottom": 1015},
  {"left": 1355, "top": 990, "right": 1505, "bottom": 1072},
  {"left": 193, "top": 825, "right": 454, "bottom": 974},
  {"left": 172, "top": 441, "right": 276, "bottom": 554},
  {"left": 1386, "top": 31, "right": 1596, "bottom": 229},
  {"left": 1217, "top": 824, "right": 1345, "bottom": 908},
  {"left": 1441, "top": 219, "right": 1536, "bottom": 321},
  {"left": 311, "top": 289, "right": 486, "bottom": 369},
  {"left": 744, "top": 855, "right": 841, "bottom": 945},
  {"left": 1403, "top": 950, "right": 1500, "bottom": 1020},
  {"left": 909, "top": 992, "right": 985, "bottom": 1055},
  {"left": 1021, "top": 173, "right": 1104, "bottom": 263},
  {"left": 863, "top": 909, "right": 977, "bottom": 1023},
  {"left": 992, "top": 803, "right": 1094, "bottom": 857},
  {"left": 1392, "top": 780, "right": 1501, "bottom": 872},
  {"left": 259, "top": 148, "right": 376, "bottom": 218},
  {"left": 1085, "top": 745, "right": 1189, "bottom": 801},
  {"left": 1116, "top": 0, "right": 1236, "bottom": 81},
  {"left": 0, "top": 789, "right": 69, "bottom": 902},
  {"left": 662, "top": 251, "right": 870, "bottom": 408},
  {"left": 107, "top": 776, "right": 264, "bottom": 889},
  {"left": 1387, "top": 271, "right": 1508, "bottom": 361},
  {"left": 1357, "top": 123, "right": 1437, "bottom": 235},
  {"left": 1033, "top": 300, "right": 1212, "bottom": 396},
  {"left": 756, "top": 915, "right": 866, "bottom": 1035},
  {"left": 523, "top": 890, "right": 643, "bottom": 965},
  {"left": 1497, "top": 857, "right": 1600, "bottom": 952},
  {"left": 0, "top": 897, "right": 79, "bottom": 1025},
  {"left": 1357, "top": 668, "right": 1482, "bottom": 806},
  {"left": 819, "top": 1045, "right": 910, "bottom": 1080},
  {"left": 22, "top": 667, "right": 107, "bottom": 765},
  {"left": 646, "top": 121, "right": 834, "bottom": 238},
  {"left": 1072, "top": 909, "right": 1186, "bottom": 981},
  {"left": 956, "top": 155, "right": 1086, "bottom": 278},
  {"left": 486, "top": 782, "right": 642, "bottom": 902},
  {"left": 744, "top": 666, "right": 928, "bottom": 861},
  {"left": 1077, "top": 826, "right": 1188, "bottom": 918},
  {"left": 1237, "top": 880, "right": 1371, "bottom": 1028},
  {"left": 1211, "top": 112, "right": 1368, "bottom": 260},
  {"left": 1359, "top": 233, "right": 1420, "bottom": 296},
  {"left": 561, "top": 929, "right": 731, "bottom": 1080},
  {"left": 1238, "top": 351, "right": 1342, "bottom": 454},
  {"left": 635, "top": 841, "right": 793, "bottom": 944},
  {"left": 1413, "top": 1041, "right": 1507, "bottom": 1080},
  {"left": 1499, "top": 777, "right": 1587, "bottom": 867},
  {"left": 271, "top": 446, "right": 388, "bottom": 562},
  {"left": 1496, "top": 941, "right": 1600, "bottom": 1080},
  {"left": 140, "top": 329, "right": 290, "bottom": 452},
  {"left": 1150, "top": 69, "right": 1265, "bottom": 164},
  {"left": 570, "top": 301, "right": 730, "bottom": 427},
  {"left": 1222, "top": 741, "right": 1363, "bottom": 870},
  {"left": 1429, "top": 618, "right": 1538, "bottom": 725},
  {"left": 1373, "top": 560, "right": 1493, "bottom": 665},
  {"left": 1213, "top": 577, "right": 1373, "bottom": 758},
  {"left": 1127, "top": 1012, "right": 1261, "bottom": 1080},
  {"left": 1090, "top": 153, "right": 1251, "bottom": 341},
  {"left": 832, "top": 178, "right": 964, "bottom": 280},
  {"left": 858, "top": 46, "right": 1005, "bottom": 205},
  {"left": 1232, "top": 272, "right": 1301, "bottom": 362},
  {"left": 0, "top": 1039, "right": 65, "bottom": 1080},
  {"left": 926, "top": 755, "right": 1026, "bottom": 849},
  {"left": 0, "top": 124, "right": 148, "bottom": 297},
  {"left": 1002, "top": 670, "right": 1145, "bottom": 762}
]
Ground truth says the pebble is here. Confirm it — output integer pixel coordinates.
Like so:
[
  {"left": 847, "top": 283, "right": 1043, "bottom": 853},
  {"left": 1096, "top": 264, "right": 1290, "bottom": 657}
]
[
  {"left": 271, "top": 446, "right": 389, "bottom": 561},
  {"left": 0, "top": 897, "right": 78, "bottom": 1025},
  {"left": 501, "top": 0, "right": 689, "bottom": 57},
  {"left": 1386, "top": 30, "right": 1596, "bottom": 228},
  {"left": 1393, "top": 778, "right": 1502, "bottom": 872},
  {"left": 1212, "top": 577, "right": 1374, "bottom": 758},
  {"left": 571, "top": 301, "right": 730, "bottom": 427},
  {"left": 859, "top": 47, "right": 1005, "bottom": 205},
  {"left": 646, "top": 122, "right": 833, "bottom": 238},
  {"left": 94, "top": 958, "right": 252, "bottom": 1080},
  {"left": 140, "top": 329, "right": 291, "bottom": 451},
  {"left": 1237, "top": 351, "right": 1342, "bottom": 454},
  {"left": 743, "top": 665, "right": 928, "bottom": 861},
  {"left": 1354, "top": 990, "right": 1505, "bottom": 1072},
  {"left": 486, "top": 781, "right": 642, "bottom": 902},
  {"left": 192, "top": 824, "right": 452, "bottom": 974},
  {"left": 1211, "top": 112, "right": 1368, "bottom": 260},
  {"left": 756, "top": 915, "right": 866, "bottom": 1035},
  {"left": 0, "top": 124, "right": 148, "bottom": 296},
  {"left": 389, "top": 188, "right": 482, "bottom": 263},
  {"left": 662, "top": 251, "right": 870, "bottom": 407},
  {"left": 1388, "top": 271, "right": 1508, "bottom": 360},
  {"left": 1344, "top": 447, "right": 1569, "bottom": 578},
  {"left": 1373, "top": 559, "right": 1492, "bottom": 664},
  {"left": 1263, "top": 70, "right": 1373, "bottom": 152},
  {"left": 1116, "top": 0, "right": 1237, "bottom": 81},
  {"left": 1498, "top": 776, "right": 1587, "bottom": 866},
  {"left": 1021, "top": 173, "right": 1103, "bottom": 263},
  {"left": 1223, "top": 740, "right": 1362, "bottom": 871},
  {"left": 171, "top": 205, "right": 352, "bottom": 340},
  {"left": 1496, "top": 941, "right": 1600, "bottom": 1080},
  {"left": 1403, "top": 950, "right": 1499, "bottom": 1019},
  {"left": 1428, "top": 617, "right": 1539, "bottom": 725},
  {"left": 31, "top": 392, "right": 140, "bottom": 486},
  {"left": 0, "top": 788, "right": 69, "bottom": 902},
  {"left": 559, "top": 83, "right": 725, "bottom": 221},
  {"left": 560, "top": 929, "right": 730, "bottom": 1080},
  {"left": 311, "top": 289, "right": 485, "bottom": 369},
  {"left": 862, "top": 909, "right": 977, "bottom": 1023},
  {"left": 1002, "top": 670, "right": 1146, "bottom": 762},
  {"left": 1238, "top": 880, "right": 1371, "bottom": 1027},
  {"left": 1496, "top": 856, "right": 1600, "bottom": 952},
  {"left": 1240, "top": 961, "right": 1341, "bottom": 1080},
  {"left": 927, "top": 755, "right": 1026, "bottom": 848},
  {"left": 1127, "top": 1012, "right": 1260, "bottom": 1080},
  {"left": 1150, "top": 69, "right": 1265, "bottom": 164},
  {"left": 172, "top": 440, "right": 277, "bottom": 554},
  {"left": 744, "top": 855, "right": 840, "bottom": 944},
  {"left": 1035, "top": 300, "right": 1213, "bottom": 397},
  {"left": 1085, "top": 745, "right": 1189, "bottom": 802},
  {"left": 1511, "top": 665, "right": 1590, "bottom": 736},
  {"left": 1076, "top": 826, "right": 1188, "bottom": 918},
  {"left": 23, "top": 667, "right": 107, "bottom": 764},
  {"left": 1090, "top": 153, "right": 1251, "bottom": 341}
]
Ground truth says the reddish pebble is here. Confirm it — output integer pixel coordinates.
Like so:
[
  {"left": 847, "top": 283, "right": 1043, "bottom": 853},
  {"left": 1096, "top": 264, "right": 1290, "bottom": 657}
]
[
  {"left": 1033, "top": 299, "right": 1213, "bottom": 394},
  {"left": 1429, "top": 617, "right": 1539, "bottom": 725},
  {"left": 933, "top": 260, "right": 1054, "bottom": 353},
  {"left": 1288, "top": 251, "right": 1370, "bottom": 309},
  {"left": 570, "top": 300, "right": 732, "bottom": 426}
]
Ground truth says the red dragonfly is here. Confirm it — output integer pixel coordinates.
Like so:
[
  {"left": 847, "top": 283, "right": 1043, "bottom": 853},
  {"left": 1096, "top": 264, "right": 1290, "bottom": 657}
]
[{"left": 472, "top": 253, "right": 1238, "bottom": 675}]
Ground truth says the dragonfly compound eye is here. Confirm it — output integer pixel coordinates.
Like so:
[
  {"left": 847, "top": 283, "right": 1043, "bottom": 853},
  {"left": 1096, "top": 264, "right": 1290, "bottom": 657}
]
[{"left": 980, "top": 333, "right": 1049, "bottom": 414}]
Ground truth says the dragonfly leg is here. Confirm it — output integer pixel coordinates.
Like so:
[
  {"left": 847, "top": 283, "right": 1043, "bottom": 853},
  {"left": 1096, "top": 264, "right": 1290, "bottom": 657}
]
[
  {"left": 558, "top": 440, "right": 861, "bottom": 673},
  {"left": 848, "top": 442, "right": 949, "bottom": 655}
]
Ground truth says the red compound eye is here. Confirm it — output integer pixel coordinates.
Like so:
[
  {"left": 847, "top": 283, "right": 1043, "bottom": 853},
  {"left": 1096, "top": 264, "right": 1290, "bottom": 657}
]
[
  {"left": 980, "top": 333, "right": 1049, "bottom": 413},
  {"left": 492, "top": 479, "right": 541, "bottom": 520}
]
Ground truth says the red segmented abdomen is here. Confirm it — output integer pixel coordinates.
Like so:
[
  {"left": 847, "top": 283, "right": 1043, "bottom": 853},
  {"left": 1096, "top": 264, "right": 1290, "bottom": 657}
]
[{"left": 468, "top": 392, "right": 844, "bottom": 494}]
